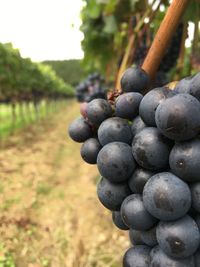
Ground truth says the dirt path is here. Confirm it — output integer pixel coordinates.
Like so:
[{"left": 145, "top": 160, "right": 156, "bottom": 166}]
[{"left": 0, "top": 100, "right": 129, "bottom": 267}]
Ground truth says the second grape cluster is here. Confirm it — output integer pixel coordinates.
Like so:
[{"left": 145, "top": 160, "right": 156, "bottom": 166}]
[{"left": 69, "top": 67, "right": 200, "bottom": 267}]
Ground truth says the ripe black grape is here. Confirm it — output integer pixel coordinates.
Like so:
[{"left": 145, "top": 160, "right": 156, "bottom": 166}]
[
  {"left": 97, "top": 177, "right": 131, "bottom": 211},
  {"left": 131, "top": 116, "right": 146, "bottom": 136},
  {"left": 123, "top": 246, "right": 151, "bottom": 267},
  {"left": 112, "top": 211, "right": 129, "bottom": 230},
  {"left": 190, "top": 72, "right": 200, "bottom": 101},
  {"left": 191, "top": 182, "right": 200, "bottom": 213},
  {"left": 115, "top": 92, "right": 143, "bottom": 119},
  {"left": 155, "top": 94, "right": 200, "bottom": 141},
  {"left": 128, "top": 168, "right": 154, "bottom": 194},
  {"left": 143, "top": 172, "right": 191, "bottom": 221},
  {"left": 97, "top": 142, "right": 136, "bottom": 183},
  {"left": 80, "top": 138, "right": 101, "bottom": 164},
  {"left": 87, "top": 99, "right": 112, "bottom": 125},
  {"left": 139, "top": 87, "right": 175, "bottom": 126},
  {"left": 174, "top": 76, "right": 192, "bottom": 94},
  {"left": 141, "top": 226, "right": 158, "bottom": 247},
  {"left": 175, "top": 73, "right": 200, "bottom": 101},
  {"left": 169, "top": 139, "right": 200, "bottom": 182},
  {"left": 156, "top": 215, "right": 200, "bottom": 259},
  {"left": 120, "top": 194, "right": 157, "bottom": 230},
  {"left": 150, "top": 246, "right": 195, "bottom": 267},
  {"left": 120, "top": 67, "right": 149, "bottom": 93},
  {"left": 129, "top": 229, "right": 145, "bottom": 246},
  {"left": 132, "top": 127, "right": 172, "bottom": 171},
  {"left": 68, "top": 117, "right": 93, "bottom": 143},
  {"left": 98, "top": 117, "right": 132, "bottom": 146}
]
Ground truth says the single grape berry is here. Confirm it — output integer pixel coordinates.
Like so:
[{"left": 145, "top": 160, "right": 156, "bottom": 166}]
[
  {"left": 68, "top": 117, "right": 93, "bottom": 143},
  {"left": 190, "top": 72, "right": 200, "bottom": 101},
  {"left": 131, "top": 116, "right": 146, "bottom": 136},
  {"left": 191, "top": 182, "right": 200, "bottom": 213},
  {"left": 139, "top": 87, "right": 175, "bottom": 126},
  {"left": 121, "top": 194, "right": 157, "bottom": 231},
  {"left": 87, "top": 99, "right": 112, "bottom": 126},
  {"left": 128, "top": 168, "right": 154, "bottom": 194},
  {"left": 169, "top": 139, "right": 200, "bottom": 182},
  {"left": 97, "top": 142, "right": 136, "bottom": 183},
  {"left": 140, "top": 226, "right": 158, "bottom": 247},
  {"left": 155, "top": 94, "right": 200, "bottom": 141},
  {"left": 174, "top": 76, "right": 192, "bottom": 94},
  {"left": 80, "top": 138, "right": 101, "bottom": 164},
  {"left": 121, "top": 67, "right": 149, "bottom": 93},
  {"left": 97, "top": 177, "right": 131, "bottom": 211},
  {"left": 175, "top": 73, "right": 200, "bottom": 101},
  {"left": 156, "top": 215, "right": 200, "bottom": 259},
  {"left": 98, "top": 117, "right": 132, "bottom": 146},
  {"left": 129, "top": 229, "right": 145, "bottom": 246},
  {"left": 123, "top": 246, "right": 151, "bottom": 267},
  {"left": 115, "top": 92, "right": 143, "bottom": 119},
  {"left": 195, "top": 214, "right": 200, "bottom": 230},
  {"left": 150, "top": 246, "right": 195, "bottom": 267},
  {"left": 132, "top": 127, "right": 172, "bottom": 171},
  {"left": 143, "top": 172, "right": 191, "bottom": 221},
  {"left": 194, "top": 248, "right": 200, "bottom": 266},
  {"left": 112, "top": 211, "right": 129, "bottom": 230}
]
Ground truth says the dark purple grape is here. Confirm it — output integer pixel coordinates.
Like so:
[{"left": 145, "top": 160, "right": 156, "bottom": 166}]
[
  {"left": 174, "top": 76, "right": 192, "bottom": 94},
  {"left": 194, "top": 248, "right": 200, "bottom": 266},
  {"left": 195, "top": 214, "right": 200, "bottom": 229},
  {"left": 141, "top": 226, "right": 158, "bottom": 247},
  {"left": 139, "top": 87, "right": 175, "bottom": 126},
  {"left": 98, "top": 117, "right": 132, "bottom": 146},
  {"left": 115, "top": 92, "right": 143, "bottom": 119},
  {"left": 68, "top": 117, "right": 93, "bottom": 142},
  {"left": 128, "top": 168, "right": 154, "bottom": 194},
  {"left": 129, "top": 229, "right": 145, "bottom": 246},
  {"left": 87, "top": 99, "right": 112, "bottom": 125},
  {"left": 132, "top": 127, "right": 172, "bottom": 171},
  {"left": 190, "top": 72, "right": 200, "bottom": 101},
  {"left": 121, "top": 194, "right": 157, "bottom": 231},
  {"left": 175, "top": 73, "right": 200, "bottom": 101},
  {"left": 131, "top": 116, "right": 146, "bottom": 136},
  {"left": 123, "top": 246, "right": 151, "bottom": 267},
  {"left": 143, "top": 172, "right": 191, "bottom": 221},
  {"left": 97, "top": 142, "right": 136, "bottom": 183},
  {"left": 155, "top": 94, "right": 200, "bottom": 141},
  {"left": 156, "top": 215, "right": 200, "bottom": 259},
  {"left": 80, "top": 138, "right": 101, "bottom": 164},
  {"left": 150, "top": 246, "right": 195, "bottom": 267},
  {"left": 121, "top": 67, "right": 149, "bottom": 93},
  {"left": 191, "top": 182, "right": 200, "bottom": 213},
  {"left": 112, "top": 211, "right": 129, "bottom": 230},
  {"left": 97, "top": 177, "right": 131, "bottom": 211},
  {"left": 169, "top": 139, "right": 200, "bottom": 182}
]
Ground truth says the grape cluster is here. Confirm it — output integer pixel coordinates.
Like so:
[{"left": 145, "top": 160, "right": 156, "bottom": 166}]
[
  {"left": 75, "top": 72, "right": 106, "bottom": 103},
  {"left": 69, "top": 66, "right": 200, "bottom": 266}
]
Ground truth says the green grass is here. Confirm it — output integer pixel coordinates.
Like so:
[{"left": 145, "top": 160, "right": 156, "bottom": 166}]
[
  {"left": 0, "top": 100, "right": 66, "bottom": 139},
  {"left": 0, "top": 244, "right": 16, "bottom": 267}
]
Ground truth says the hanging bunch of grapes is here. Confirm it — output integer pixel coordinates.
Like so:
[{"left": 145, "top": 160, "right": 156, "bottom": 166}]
[{"left": 69, "top": 64, "right": 200, "bottom": 266}]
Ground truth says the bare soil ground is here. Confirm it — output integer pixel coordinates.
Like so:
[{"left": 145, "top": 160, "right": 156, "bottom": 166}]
[{"left": 0, "top": 100, "right": 129, "bottom": 267}]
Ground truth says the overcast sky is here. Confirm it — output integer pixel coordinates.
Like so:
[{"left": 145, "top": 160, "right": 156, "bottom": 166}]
[{"left": 0, "top": 0, "right": 84, "bottom": 61}]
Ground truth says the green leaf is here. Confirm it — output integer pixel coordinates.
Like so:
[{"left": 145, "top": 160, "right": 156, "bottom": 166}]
[{"left": 103, "top": 15, "right": 117, "bottom": 34}]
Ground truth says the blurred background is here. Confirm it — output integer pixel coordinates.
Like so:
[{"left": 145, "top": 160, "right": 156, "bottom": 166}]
[{"left": 0, "top": 0, "right": 199, "bottom": 266}]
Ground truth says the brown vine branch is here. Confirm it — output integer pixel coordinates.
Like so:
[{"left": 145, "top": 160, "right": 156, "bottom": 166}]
[
  {"left": 115, "top": 0, "right": 160, "bottom": 91},
  {"left": 142, "top": 0, "right": 190, "bottom": 85}
]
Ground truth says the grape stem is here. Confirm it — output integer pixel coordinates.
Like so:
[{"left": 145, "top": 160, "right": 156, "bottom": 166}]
[
  {"left": 115, "top": 0, "right": 160, "bottom": 91},
  {"left": 142, "top": 0, "right": 190, "bottom": 87}
]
